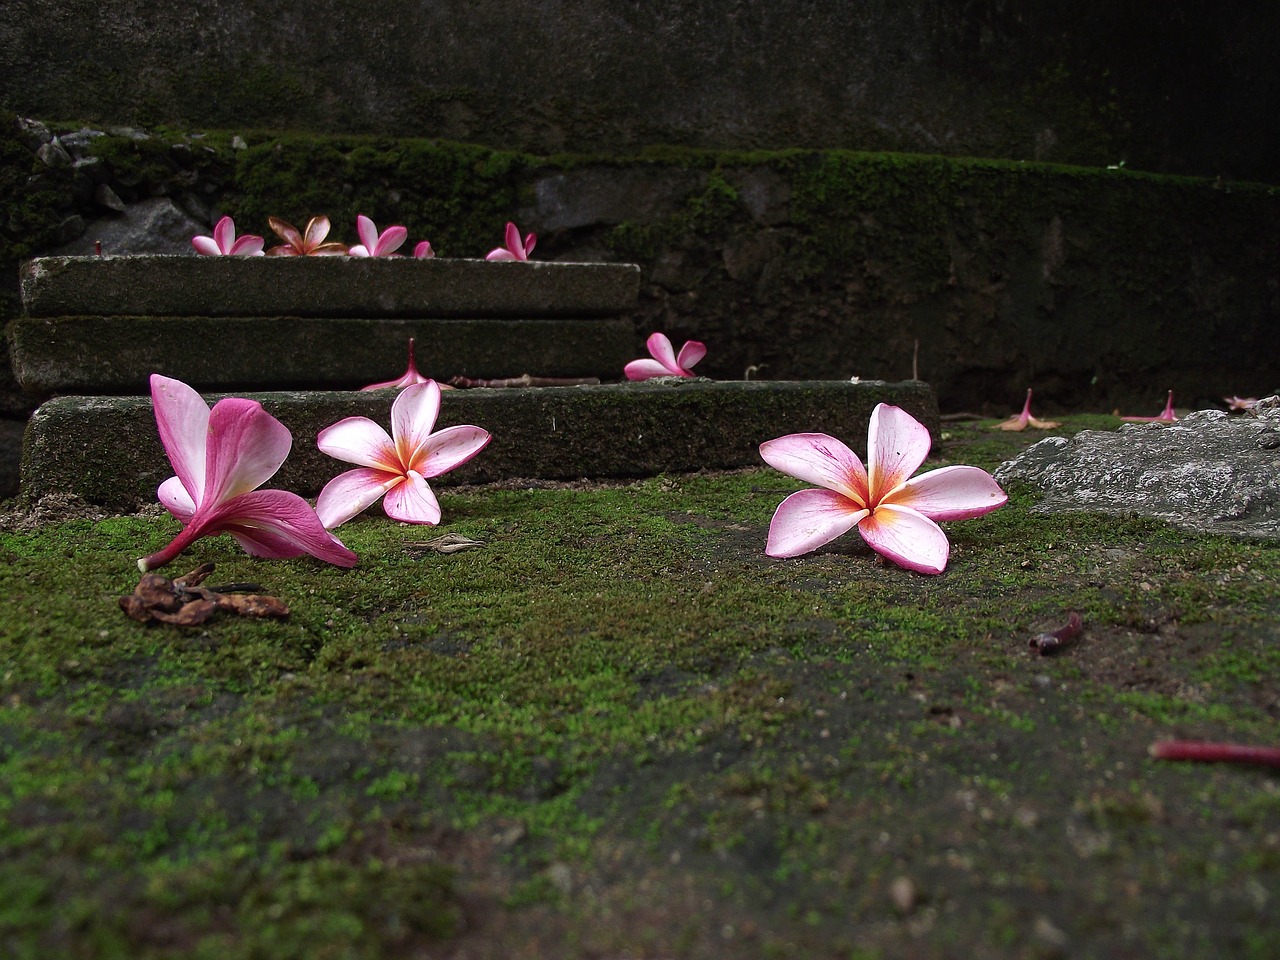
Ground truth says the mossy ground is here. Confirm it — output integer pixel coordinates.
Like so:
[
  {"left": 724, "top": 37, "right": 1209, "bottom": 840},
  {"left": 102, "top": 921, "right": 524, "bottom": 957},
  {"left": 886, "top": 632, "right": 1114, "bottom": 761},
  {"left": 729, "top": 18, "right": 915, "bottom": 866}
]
[{"left": 2, "top": 416, "right": 1278, "bottom": 959}]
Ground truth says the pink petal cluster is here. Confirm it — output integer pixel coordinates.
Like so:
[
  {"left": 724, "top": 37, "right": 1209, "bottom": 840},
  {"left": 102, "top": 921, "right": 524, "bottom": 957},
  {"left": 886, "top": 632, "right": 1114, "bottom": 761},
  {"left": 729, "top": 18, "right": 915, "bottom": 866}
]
[
  {"left": 624, "top": 332, "right": 706, "bottom": 380},
  {"left": 361, "top": 338, "right": 434, "bottom": 391},
  {"left": 191, "top": 216, "right": 265, "bottom": 257},
  {"left": 347, "top": 215, "right": 408, "bottom": 258},
  {"left": 1121, "top": 390, "right": 1177, "bottom": 423},
  {"left": 996, "top": 388, "right": 1061, "bottom": 431},
  {"left": 486, "top": 222, "right": 536, "bottom": 261},
  {"left": 315, "top": 380, "right": 491, "bottom": 528},
  {"left": 266, "top": 215, "right": 348, "bottom": 256},
  {"left": 139, "top": 375, "right": 357, "bottom": 572},
  {"left": 760, "top": 403, "right": 1007, "bottom": 575}
]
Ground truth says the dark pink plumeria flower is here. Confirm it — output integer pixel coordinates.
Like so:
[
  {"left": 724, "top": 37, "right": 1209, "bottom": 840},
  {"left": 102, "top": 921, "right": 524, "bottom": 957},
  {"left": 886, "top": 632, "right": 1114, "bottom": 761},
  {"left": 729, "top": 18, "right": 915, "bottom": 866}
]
[
  {"left": 760, "top": 404, "right": 1007, "bottom": 575},
  {"left": 192, "top": 216, "right": 264, "bottom": 256},
  {"left": 485, "top": 222, "right": 536, "bottom": 261},
  {"left": 361, "top": 338, "right": 434, "bottom": 392},
  {"left": 347, "top": 215, "right": 408, "bottom": 257},
  {"left": 1121, "top": 390, "right": 1177, "bottom": 423},
  {"left": 266, "top": 215, "right": 348, "bottom": 256},
  {"left": 624, "top": 332, "right": 706, "bottom": 380},
  {"left": 315, "top": 380, "right": 491, "bottom": 529},
  {"left": 139, "top": 375, "right": 357, "bottom": 572},
  {"left": 413, "top": 240, "right": 435, "bottom": 258}
]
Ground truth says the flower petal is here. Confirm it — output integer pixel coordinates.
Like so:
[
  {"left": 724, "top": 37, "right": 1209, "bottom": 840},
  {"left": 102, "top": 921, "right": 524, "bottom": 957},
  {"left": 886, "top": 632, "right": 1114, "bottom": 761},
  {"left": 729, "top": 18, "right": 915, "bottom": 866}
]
[
  {"left": 269, "top": 217, "right": 302, "bottom": 247},
  {"left": 414, "top": 240, "right": 434, "bottom": 258},
  {"left": 765, "top": 488, "right": 867, "bottom": 558},
  {"left": 347, "top": 244, "right": 371, "bottom": 258},
  {"left": 624, "top": 359, "right": 672, "bottom": 381},
  {"left": 415, "top": 423, "right": 491, "bottom": 478},
  {"left": 213, "top": 216, "right": 234, "bottom": 254},
  {"left": 373, "top": 225, "right": 407, "bottom": 256},
  {"left": 356, "top": 215, "right": 378, "bottom": 252},
  {"left": 191, "top": 235, "right": 221, "bottom": 256},
  {"left": 315, "top": 468, "right": 404, "bottom": 528},
  {"left": 202, "top": 398, "right": 292, "bottom": 505},
  {"left": 486, "top": 248, "right": 516, "bottom": 261},
  {"left": 391, "top": 381, "right": 442, "bottom": 468},
  {"left": 866, "top": 403, "right": 931, "bottom": 504},
  {"left": 228, "top": 235, "right": 264, "bottom": 256},
  {"left": 157, "top": 475, "right": 196, "bottom": 522},
  {"left": 215, "top": 489, "right": 358, "bottom": 566},
  {"left": 382, "top": 470, "right": 442, "bottom": 524},
  {"left": 317, "top": 416, "right": 400, "bottom": 472},
  {"left": 645, "top": 332, "right": 679, "bottom": 373},
  {"left": 884, "top": 465, "right": 1008, "bottom": 521},
  {"left": 523, "top": 231, "right": 536, "bottom": 257},
  {"left": 150, "top": 374, "right": 210, "bottom": 505},
  {"left": 857, "top": 504, "right": 950, "bottom": 575},
  {"left": 675, "top": 340, "right": 706, "bottom": 372},
  {"left": 304, "top": 216, "right": 331, "bottom": 247},
  {"left": 504, "top": 222, "right": 521, "bottom": 256},
  {"left": 759, "top": 432, "right": 867, "bottom": 505}
]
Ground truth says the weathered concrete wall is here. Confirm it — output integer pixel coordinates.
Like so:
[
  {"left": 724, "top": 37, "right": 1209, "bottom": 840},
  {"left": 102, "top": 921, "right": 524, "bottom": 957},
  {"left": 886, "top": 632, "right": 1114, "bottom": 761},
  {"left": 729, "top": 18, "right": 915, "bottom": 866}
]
[{"left": 1, "top": 1, "right": 1276, "bottom": 182}]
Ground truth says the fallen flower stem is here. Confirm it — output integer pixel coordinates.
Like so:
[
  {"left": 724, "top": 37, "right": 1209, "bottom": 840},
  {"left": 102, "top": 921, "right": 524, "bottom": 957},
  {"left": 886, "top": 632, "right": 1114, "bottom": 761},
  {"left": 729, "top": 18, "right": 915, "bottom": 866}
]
[
  {"left": 1149, "top": 741, "right": 1280, "bottom": 769},
  {"left": 1029, "top": 611, "right": 1082, "bottom": 654},
  {"left": 449, "top": 374, "right": 600, "bottom": 388}
]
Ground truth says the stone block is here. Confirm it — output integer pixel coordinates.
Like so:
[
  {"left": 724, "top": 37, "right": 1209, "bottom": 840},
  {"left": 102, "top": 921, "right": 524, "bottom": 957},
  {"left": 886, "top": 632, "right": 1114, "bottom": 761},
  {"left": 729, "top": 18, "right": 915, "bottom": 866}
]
[
  {"left": 9, "top": 316, "right": 635, "bottom": 395},
  {"left": 20, "top": 256, "right": 643, "bottom": 319},
  {"left": 20, "top": 379, "right": 937, "bottom": 511}
]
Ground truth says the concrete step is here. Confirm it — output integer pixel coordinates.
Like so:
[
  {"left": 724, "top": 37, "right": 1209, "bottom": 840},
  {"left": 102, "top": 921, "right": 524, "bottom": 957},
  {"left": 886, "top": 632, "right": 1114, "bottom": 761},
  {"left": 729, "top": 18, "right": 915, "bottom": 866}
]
[
  {"left": 20, "top": 379, "right": 938, "bottom": 511},
  {"left": 20, "top": 256, "right": 642, "bottom": 318},
  {"left": 10, "top": 316, "right": 634, "bottom": 395}
]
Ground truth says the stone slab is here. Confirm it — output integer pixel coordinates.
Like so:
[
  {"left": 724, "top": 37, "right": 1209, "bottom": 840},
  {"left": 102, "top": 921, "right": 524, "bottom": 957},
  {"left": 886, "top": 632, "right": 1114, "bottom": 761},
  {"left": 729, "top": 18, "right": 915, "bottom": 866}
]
[
  {"left": 20, "top": 379, "right": 938, "bottom": 511},
  {"left": 9, "top": 315, "right": 635, "bottom": 395},
  {"left": 20, "top": 256, "right": 642, "bottom": 319},
  {"left": 995, "top": 399, "right": 1280, "bottom": 539}
]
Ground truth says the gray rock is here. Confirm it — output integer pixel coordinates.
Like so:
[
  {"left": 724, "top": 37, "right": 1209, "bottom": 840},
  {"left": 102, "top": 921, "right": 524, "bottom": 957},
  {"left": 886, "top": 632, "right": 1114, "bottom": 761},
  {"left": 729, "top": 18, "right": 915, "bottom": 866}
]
[
  {"left": 36, "top": 140, "right": 73, "bottom": 169},
  {"left": 995, "top": 399, "right": 1280, "bottom": 539},
  {"left": 47, "top": 198, "right": 209, "bottom": 256},
  {"left": 14, "top": 116, "right": 52, "bottom": 151},
  {"left": 529, "top": 167, "right": 703, "bottom": 231}
]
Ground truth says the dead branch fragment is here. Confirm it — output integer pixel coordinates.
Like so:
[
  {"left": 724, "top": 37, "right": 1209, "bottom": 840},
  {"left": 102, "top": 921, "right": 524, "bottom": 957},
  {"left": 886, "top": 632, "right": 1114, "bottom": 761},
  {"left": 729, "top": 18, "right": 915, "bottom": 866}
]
[{"left": 118, "top": 563, "right": 290, "bottom": 626}]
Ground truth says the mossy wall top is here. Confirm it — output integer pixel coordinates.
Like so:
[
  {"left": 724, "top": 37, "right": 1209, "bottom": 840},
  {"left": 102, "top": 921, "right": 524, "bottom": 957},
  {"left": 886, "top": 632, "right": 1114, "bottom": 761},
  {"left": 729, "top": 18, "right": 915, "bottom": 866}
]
[{"left": 1, "top": 1, "right": 1276, "bottom": 182}]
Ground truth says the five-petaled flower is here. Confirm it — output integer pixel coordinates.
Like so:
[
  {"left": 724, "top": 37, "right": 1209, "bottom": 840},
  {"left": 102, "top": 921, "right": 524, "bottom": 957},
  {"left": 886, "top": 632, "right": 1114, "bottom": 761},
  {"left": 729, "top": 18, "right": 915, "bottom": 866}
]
[
  {"left": 486, "top": 222, "right": 536, "bottom": 261},
  {"left": 760, "top": 403, "right": 1007, "bottom": 574},
  {"left": 315, "top": 380, "right": 491, "bottom": 528},
  {"left": 347, "top": 215, "right": 408, "bottom": 257},
  {"left": 266, "top": 215, "right": 348, "bottom": 256},
  {"left": 624, "top": 332, "right": 706, "bottom": 380},
  {"left": 361, "top": 337, "right": 435, "bottom": 391},
  {"left": 138, "top": 375, "right": 357, "bottom": 572},
  {"left": 1121, "top": 390, "right": 1177, "bottom": 423},
  {"left": 996, "top": 388, "right": 1061, "bottom": 431},
  {"left": 191, "top": 216, "right": 265, "bottom": 257}
]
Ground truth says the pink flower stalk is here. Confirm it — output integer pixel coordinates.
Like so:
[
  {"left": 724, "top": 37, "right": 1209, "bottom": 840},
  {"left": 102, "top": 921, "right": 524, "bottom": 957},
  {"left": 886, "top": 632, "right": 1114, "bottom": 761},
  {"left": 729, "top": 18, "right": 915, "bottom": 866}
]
[
  {"left": 347, "top": 215, "right": 408, "bottom": 257},
  {"left": 361, "top": 338, "right": 433, "bottom": 391},
  {"left": 486, "top": 222, "right": 536, "bottom": 261},
  {"left": 1121, "top": 390, "right": 1177, "bottom": 423},
  {"left": 191, "top": 216, "right": 265, "bottom": 256},
  {"left": 413, "top": 240, "right": 435, "bottom": 259},
  {"left": 996, "top": 388, "right": 1061, "bottom": 431},
  {"left": 315, "top": 380, "right": 491, "bottom": 528},
  {"left": 1150, "top": 740, "right": 1280, "bottom": 769},
  {"left": 138, "top": 375, "right": 357, "bottom": 572},
  {"left": 760, "top": 403, "right": 1008, "bottom": 574},
  {"left": 624, "top": 332, "right": 707, "bottom": 380},
  {"left": 266, "top": 215, "right": 348, "bottom": 256}
]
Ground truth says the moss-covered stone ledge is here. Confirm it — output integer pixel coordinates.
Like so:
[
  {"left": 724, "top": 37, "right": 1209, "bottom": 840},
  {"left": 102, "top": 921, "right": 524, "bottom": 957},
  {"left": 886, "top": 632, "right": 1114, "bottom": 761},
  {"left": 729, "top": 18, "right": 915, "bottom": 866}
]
[
  {"left": 9, "top": 316, "right": 635, "bottom": 395},
  {"left": 19, "top": 379, "right": 936, "bottom": 511},
  {"left": 19, "top": 256, "right": 642, "bottom": 319}
]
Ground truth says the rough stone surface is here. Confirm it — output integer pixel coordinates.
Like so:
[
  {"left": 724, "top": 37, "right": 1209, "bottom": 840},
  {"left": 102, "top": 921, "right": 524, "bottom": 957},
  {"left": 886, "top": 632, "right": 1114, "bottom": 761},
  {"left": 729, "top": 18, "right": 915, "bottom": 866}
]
[
  {"left": 20, "top": 256, "right": 643, "bottom": 319},
  {"left": 19, "top": 379, "right": 937, "bottom": 511},
  {"left": 10, "top": 315, "right": 635, "bottom": 396},
  {"left": 47, "top": 198, "right": 205, "bottom": 257},
  {"left": 0, "top": 418, "right": 23, "bottom": 502},
  {"left": 995, "top": 399, "right": 1280, "bottom": 539}
]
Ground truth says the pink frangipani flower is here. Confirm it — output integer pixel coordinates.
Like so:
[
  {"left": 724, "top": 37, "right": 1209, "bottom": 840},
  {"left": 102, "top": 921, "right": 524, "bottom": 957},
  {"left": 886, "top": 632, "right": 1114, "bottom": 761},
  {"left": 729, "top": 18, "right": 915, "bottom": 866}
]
[
  {"left": 347, "top": 215, "right": 408, "bottom": 258},
  {"left": 624, "top": 332, "right": 706, "bottom": 380},
  {"left": 1121, "top": 390, "right": 1177, "bottom": 423},
  {"left": 192, "top": 216, "right": 265, "bottom": 256},
  {"left": 138, "top": 375, "right": 357, "bottom": 572},
  {"left": 361, "top": 337, "right": 435, "bottom": 391},
  {"left": 996, "top": 388, "right": 1061, "bottom": 431},
  {"left": 266, "top": 215, "right": 348, "bottom": 256},
  {"left": 315, "top": 380, "right": 491, "bottom": 528},
  {"left": 760, "top": 403, "right": 1007, "bottom": 575},
  {"left": 413, "top": 240, "right": 435, "bottom": 259},
  {"left": 485, "top": 222, "right": 536, "bottom": 261}
]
